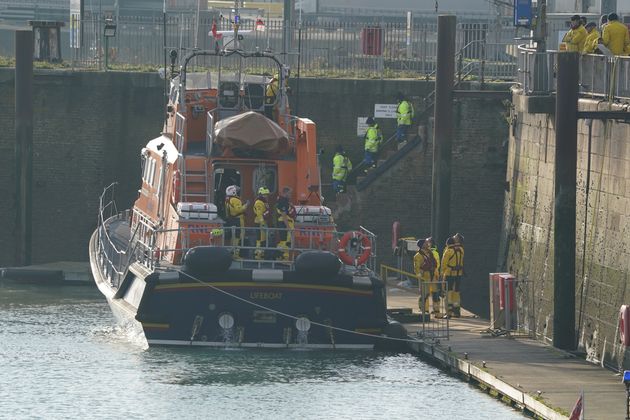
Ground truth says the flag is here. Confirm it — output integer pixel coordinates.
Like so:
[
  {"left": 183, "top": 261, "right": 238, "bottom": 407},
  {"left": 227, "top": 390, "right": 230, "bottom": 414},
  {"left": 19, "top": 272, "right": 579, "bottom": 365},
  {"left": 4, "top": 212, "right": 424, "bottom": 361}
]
[
  {"left": 569, "top": 391, "right": 584, "bottom": 420},
  {"left": 210, "top": 20, "right": 222, "bottom": 40}
]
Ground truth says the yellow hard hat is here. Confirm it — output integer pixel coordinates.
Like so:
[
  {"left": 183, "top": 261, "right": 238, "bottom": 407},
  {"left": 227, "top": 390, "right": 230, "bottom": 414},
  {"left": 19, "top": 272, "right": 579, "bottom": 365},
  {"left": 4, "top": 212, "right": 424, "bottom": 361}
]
[
  {"left": 211, "top": 228, "right": 224, "bottom": 237},
  {"left": 258, "top": 187, "right": 270, "bottom": 195}
]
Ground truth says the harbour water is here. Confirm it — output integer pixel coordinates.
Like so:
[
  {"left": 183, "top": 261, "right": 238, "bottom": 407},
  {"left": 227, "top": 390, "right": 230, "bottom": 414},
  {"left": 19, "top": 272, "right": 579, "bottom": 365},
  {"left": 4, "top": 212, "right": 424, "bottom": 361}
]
[{"left": 0, "top": 281, "right": 523, "bottom": 419}]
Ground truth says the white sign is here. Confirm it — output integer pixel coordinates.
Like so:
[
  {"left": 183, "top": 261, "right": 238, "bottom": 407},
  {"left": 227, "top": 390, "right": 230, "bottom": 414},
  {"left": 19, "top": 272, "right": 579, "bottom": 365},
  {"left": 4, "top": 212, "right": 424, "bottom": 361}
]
[
  {"left": 357, "top": 117, "right": 369, "bottom": 137},
  {"left": 374, "top": 103, "right": 398, "bottom": 119}
]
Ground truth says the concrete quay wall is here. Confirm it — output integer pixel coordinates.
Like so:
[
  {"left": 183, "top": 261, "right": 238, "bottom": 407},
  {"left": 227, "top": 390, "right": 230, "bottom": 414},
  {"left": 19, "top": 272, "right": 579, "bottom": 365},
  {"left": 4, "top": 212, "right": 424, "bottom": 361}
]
[{"left": 504, "top": 91, "right": 630, "bottom": 369}]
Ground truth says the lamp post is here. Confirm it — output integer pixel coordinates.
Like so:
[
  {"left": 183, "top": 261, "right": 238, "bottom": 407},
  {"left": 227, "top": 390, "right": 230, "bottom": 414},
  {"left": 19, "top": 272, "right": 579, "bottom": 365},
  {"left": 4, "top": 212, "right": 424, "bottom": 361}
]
[{"left": 103, "top": 18, "right": 116, "bottom": 71}]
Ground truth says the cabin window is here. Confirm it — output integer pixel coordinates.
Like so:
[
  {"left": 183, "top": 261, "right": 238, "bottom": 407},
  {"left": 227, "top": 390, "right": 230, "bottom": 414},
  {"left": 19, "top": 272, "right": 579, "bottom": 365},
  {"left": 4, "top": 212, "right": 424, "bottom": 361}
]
[
  {"left": 253, "top": 166, "right": 276, "bottom": 194},
  {"left": 148, "top": 159, "right": 156, "bottom": 187}
]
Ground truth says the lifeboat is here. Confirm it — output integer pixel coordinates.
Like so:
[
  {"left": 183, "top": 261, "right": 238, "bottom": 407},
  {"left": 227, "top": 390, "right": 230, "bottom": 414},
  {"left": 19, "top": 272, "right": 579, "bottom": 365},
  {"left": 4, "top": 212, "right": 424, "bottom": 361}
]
[{"left": 88, "top": 2, "right": 399, "bottom": 350}]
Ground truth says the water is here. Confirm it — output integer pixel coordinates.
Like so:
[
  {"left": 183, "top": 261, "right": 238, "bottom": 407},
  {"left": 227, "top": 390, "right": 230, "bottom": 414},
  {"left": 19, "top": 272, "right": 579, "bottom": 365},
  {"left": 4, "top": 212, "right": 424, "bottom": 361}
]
[{"left": 0, "top": 281, "right": 524, "bottom": 419}]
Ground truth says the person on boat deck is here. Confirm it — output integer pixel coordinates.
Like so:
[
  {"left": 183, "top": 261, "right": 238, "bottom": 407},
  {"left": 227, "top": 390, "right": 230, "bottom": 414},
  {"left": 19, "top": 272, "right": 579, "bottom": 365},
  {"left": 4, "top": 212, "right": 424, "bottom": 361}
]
[
  {"left": 361, "top": 117, "right": 382, "bottom": 172},
  {"left": 224, "top": 185, "right": 249, "bottom": 258},
  {"left": 265, "top": 74, "right": 279, "bottom": 119},
  {"left": 276, "top": 186, "right": 296, "bottom": 260},
  {"left": 562, "top": 15, "right": 587, "bottom": 53},
  {"left": 441, "top": 233, "right": 465, "bottom": 318},
  {"left": 253, "top": 187, "right": 272, "bottom": 260},
  {"left": 413, "top": 238, "right": 441, "bottom": 317},
  {"left": 332, "top": 145, "right": 352, "bottom": 194},
  {"left": 395, "top": 92, "right": 414, "bottom": 143}
]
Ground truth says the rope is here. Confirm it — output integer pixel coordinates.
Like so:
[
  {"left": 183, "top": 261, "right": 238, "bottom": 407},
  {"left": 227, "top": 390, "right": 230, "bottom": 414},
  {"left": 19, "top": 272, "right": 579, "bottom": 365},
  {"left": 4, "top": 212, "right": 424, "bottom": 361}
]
[{"left": 176, "top": 269, "right": 423, "bottom": 345}]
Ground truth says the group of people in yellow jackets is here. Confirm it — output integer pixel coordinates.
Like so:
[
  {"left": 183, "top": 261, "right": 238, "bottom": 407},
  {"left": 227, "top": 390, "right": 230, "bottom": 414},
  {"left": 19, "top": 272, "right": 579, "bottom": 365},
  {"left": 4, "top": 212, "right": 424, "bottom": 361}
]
[
  {"left": 413, "top": 233, "right": 465, "bottom": 318},
  {"left": 331, "top": 92, "right": 414, "bottom": 193},
  {"left": 563, "top": 13, "right": 630, "bottom": 56},
  {"left": 224, "top": 184, "right": 295, "bottom": 260}
]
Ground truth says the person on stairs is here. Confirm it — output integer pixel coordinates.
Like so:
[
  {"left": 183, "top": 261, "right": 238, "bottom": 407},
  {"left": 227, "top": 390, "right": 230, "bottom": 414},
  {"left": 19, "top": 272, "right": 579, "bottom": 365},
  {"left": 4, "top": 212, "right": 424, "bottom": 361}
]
[
  {"left": 441, "top": 233, "right": 465, "bottom": 318},
  {"left": 332, "top": 145, "right": 352, "bottom": 194},
  {"left": 414, "top": 237, "right": 440, "bottom": 317},
  {"left": 361, "top": 117, "right": 382, "bottom": 173},
  {"left": 395, "top": 92, "right": 414, "bottom": 144},
  {"left": 224, "top": 185, "right": 249, "bottom": 259},
  {"left": 253, "top": 187, "right": 271, "bottom": 260}
]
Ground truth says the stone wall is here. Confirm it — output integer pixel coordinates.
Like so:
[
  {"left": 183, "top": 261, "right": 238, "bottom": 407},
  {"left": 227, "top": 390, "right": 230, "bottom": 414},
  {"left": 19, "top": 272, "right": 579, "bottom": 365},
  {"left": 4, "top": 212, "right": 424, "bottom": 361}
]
[{"left": 505, "top": 91, "right": 630, "bottom": 369}]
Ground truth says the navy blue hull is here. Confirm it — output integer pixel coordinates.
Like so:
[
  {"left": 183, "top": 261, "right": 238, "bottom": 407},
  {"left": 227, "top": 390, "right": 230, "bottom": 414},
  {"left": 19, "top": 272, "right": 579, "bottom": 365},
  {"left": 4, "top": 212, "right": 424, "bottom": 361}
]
[{"left": 136, "top": 278, "right": 389, "bottom": 349}]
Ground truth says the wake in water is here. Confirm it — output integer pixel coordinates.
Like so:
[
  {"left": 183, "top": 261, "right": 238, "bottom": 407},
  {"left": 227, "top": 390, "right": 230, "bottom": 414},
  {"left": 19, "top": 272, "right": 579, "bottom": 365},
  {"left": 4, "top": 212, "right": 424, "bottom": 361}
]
[{"left": 91, "top": 322, "right": 148, "bottom": 350}]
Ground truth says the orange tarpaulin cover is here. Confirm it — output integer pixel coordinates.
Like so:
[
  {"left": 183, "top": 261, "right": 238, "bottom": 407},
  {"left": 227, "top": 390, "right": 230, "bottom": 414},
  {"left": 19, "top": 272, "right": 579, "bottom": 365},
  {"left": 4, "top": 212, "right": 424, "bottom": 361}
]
[{"left": 214, "top": 111, "right": 289, "bottom": 152}]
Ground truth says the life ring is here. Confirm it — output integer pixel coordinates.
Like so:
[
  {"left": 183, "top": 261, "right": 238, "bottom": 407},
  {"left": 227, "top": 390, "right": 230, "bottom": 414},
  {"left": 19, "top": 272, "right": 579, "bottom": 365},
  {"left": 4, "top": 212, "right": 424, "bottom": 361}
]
[
  {"left": 620, "top": 305, "right": 630, "bottom": 347},
  {"left": 338, "top": 231, "right": 371, "bottom": 266},
  {"left": 171, "top": 170, "right": 181, "bottom": 204}
]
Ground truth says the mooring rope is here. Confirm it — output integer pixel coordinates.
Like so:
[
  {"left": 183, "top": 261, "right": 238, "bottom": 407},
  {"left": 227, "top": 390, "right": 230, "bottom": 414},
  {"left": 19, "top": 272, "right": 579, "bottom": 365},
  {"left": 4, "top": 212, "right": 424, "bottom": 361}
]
[{"left": 176, "top": 269, "right": 423, "bottom": 345}]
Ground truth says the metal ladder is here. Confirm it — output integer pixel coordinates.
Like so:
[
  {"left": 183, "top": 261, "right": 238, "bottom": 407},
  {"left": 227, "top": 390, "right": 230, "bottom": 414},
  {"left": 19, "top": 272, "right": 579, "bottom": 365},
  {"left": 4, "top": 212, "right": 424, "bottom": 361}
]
[{"left": 182, "top": 156, "right": 209, "bottom": 202}]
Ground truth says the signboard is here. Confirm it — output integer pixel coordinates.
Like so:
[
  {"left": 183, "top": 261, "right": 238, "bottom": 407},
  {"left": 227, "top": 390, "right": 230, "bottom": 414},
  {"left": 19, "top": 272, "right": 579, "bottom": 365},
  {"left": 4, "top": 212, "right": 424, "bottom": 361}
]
[
  {"left": 374, "top": 103, "right": 398, "bottom": 119},
  {"left": 69, "top": 0, "right": 83, "bottom": 48},
  {"left": 357, "top": 117, "right": 368, "bottom": 137},
  {"left": 514, "top": 0, "right": 532, "bottom": 28}
]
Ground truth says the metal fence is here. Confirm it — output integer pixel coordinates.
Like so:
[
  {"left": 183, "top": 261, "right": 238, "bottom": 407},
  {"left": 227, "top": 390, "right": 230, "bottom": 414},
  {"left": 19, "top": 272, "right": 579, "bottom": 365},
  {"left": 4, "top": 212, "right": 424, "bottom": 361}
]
[
  {"left": 517, "top": 44, "right": 630, "bottom": 100},
  {"left": 21, "top": 13, "right": 523, "bottom": 79}
]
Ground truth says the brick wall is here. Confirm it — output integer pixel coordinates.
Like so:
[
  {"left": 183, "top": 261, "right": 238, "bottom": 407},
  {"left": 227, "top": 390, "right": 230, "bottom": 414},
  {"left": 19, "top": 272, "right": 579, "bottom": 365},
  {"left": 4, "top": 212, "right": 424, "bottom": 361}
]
[
  {"left": 0, "top": 69, "right": 164, "bottom": 266},
  {"left": 506, "top": 91, "right": 630, "bottom": 369}
]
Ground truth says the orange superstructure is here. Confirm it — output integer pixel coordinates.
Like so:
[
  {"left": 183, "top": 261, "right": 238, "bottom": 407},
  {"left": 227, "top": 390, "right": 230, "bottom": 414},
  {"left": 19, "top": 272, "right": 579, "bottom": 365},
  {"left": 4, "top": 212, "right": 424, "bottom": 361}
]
[{"left": 130, "top": 49, "right": 330, "bottom": 265}]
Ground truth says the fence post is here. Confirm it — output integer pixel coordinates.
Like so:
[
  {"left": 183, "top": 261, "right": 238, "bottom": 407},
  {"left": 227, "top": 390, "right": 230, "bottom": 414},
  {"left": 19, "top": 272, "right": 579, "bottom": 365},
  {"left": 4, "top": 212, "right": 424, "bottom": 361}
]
[{"left": 457, "top": 52, "right": 463, "bottom": 83}]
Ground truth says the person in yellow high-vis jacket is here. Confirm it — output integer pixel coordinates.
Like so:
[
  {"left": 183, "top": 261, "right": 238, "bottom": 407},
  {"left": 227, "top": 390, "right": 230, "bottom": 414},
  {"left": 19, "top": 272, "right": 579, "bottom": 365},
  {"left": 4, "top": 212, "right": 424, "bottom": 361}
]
[
  {"left": 582, "top": 22, "right": 600, "bottom": 54},
  {"left": 253, "top": 187, "right": 271, "bottom": 260},
  {"left": 602, "top": 13, "right": 630, "bottom": 56},
  {"left": 332, "top": 145, "right": 352, "bottom": 193},
  {"left": 224, "top": 185, "right": 249, "bottom": 258},
  {"left": 562, "top": 15, "right": 587, "bottom": 53},
  {"left": 361, "top": 117, "right": 382, "bottom": 171},
  {"left": 441, "top": 233, "right": 464, "bottom": 317},
  {"left": 395, "top": 92, "right": 414, "bottom": 143},
  {"left": 414, "top": 237, "right": 441, "bottom": 316}
]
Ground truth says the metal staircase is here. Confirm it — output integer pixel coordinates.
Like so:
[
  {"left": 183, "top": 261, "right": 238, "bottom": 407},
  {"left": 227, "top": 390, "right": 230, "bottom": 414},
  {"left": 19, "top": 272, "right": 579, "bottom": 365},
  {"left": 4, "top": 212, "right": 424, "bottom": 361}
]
[{"left": 182, "top": 156, "right": 209, "bottom": 202}]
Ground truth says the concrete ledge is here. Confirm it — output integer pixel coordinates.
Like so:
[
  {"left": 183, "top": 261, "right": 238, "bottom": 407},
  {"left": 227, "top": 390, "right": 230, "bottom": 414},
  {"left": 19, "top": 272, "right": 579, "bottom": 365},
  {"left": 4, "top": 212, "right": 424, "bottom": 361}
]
[{"left": 512, "top": 88, "right": 555, "bottom": 114}]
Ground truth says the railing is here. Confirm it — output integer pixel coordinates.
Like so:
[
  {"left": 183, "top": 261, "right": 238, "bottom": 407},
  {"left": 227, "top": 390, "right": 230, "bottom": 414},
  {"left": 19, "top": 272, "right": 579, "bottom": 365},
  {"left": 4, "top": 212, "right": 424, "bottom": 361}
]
[
  {"left": 129, "top": 209, "right": 378, "bottom": 273},
  {"left": 96, "top": 183, "right": 135, "bottom": 288},
  {"left": 0, "top": 13, "right": 520, "bottom": 80},
  {"left": 517, "top": 44, "right": 630, "bottom": 100},
  {"left": 381, "top": 264, "right": 450, "bottom": 340}
]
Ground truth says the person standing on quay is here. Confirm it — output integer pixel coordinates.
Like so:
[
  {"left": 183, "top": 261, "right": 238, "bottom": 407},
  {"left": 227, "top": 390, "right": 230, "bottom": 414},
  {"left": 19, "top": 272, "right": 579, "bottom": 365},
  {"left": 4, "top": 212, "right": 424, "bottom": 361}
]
[
  {"left": 602, "top": 13, "right": 630, "bottom": 55},
  {"left": 562, "top": 15, "right": 587, "bottom": 52},
  {"left": 441, "top": 233, "right": 464, "bottom": 318},
  {"left": 414, "top": 238, "right": 440, "bottom": 317}
]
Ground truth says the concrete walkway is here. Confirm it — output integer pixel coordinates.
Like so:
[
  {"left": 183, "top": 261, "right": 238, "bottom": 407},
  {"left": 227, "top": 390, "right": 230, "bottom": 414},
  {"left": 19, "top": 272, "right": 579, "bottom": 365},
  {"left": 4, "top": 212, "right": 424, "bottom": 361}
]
[{"left": 387, "top": 285, "right": 626, "bottom": 420}]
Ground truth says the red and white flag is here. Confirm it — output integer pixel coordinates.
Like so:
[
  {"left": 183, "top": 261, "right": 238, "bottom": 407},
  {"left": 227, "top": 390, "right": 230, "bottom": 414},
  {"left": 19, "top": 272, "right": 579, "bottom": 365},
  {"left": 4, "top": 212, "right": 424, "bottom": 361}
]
[
  {"left": 569, "top": 391, "right": 584, "bottom": 420},
  {"left": 210, "top": 20, "right": 222, "bottom": 40}
]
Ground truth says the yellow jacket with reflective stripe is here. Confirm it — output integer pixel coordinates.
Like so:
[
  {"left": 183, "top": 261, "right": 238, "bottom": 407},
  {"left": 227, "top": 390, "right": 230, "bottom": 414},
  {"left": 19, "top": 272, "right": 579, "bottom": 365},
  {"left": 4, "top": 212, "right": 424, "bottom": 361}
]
[
  {"left": 396, "top": 100, "right": 414, "bottom": 126},
  {"left": 602, "top": 20, "right": 630, "bottom": 55},
  {"left": 441, "top": 244, "right": 464, "bottom": 277},
  {"left": 563, "top": 25, "right": 587, "bottom": 52},
  {"left": 253, "top": 198, "right": 269, "bottom": 224},
  {"left": 582, "top": 29, "right": 600, "bottom": 54},
  {"left": 364, "top": 125, "right": 382, "bottom": 152},
  {"left": 332, "top": 153, "right": 352, "bottom": 181},
  {"left": 227, "top": 196, "right": 246, "bottom": 218}
]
